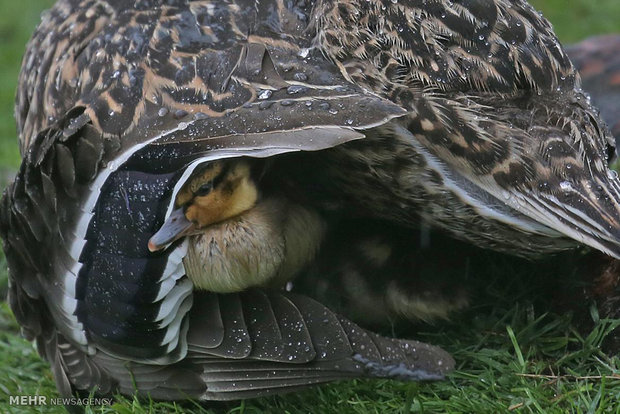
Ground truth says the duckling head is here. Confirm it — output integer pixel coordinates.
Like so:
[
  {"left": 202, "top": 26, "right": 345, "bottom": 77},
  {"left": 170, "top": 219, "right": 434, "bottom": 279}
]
[{"left": 148, "top": 159, "right": 258, "bottom": 252}]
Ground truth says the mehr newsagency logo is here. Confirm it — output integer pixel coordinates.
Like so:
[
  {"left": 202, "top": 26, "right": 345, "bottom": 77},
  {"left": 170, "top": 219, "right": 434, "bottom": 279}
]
[{"left": 9, "top": 395, "right": 113, "bottom": 406}]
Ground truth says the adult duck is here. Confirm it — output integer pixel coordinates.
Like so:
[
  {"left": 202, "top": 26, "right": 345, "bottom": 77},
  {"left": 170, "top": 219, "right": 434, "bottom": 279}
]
[{"left": 1, "top": 0, "right": 619, "bottom": 402}]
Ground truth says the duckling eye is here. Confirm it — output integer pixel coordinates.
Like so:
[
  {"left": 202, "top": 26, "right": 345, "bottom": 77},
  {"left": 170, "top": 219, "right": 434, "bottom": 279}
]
[{"left": 195, "top": 182, "right": 213, "bottom": 196}]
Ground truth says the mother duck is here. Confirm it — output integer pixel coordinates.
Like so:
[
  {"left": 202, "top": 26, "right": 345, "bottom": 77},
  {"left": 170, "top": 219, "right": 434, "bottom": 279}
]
[{"left": 1, "top": 0, "right": 619, "bottom": 402}]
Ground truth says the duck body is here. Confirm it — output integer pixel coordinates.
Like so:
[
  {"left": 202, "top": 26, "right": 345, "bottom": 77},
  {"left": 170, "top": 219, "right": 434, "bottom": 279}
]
[
  {"left": 184, "top": 197, "right": 325, "bottom": 292},
  {"left": 276, "top": 0, "right": 620, "bottom": 258},
  {"left": 2, "top": 0, "right": 620, "bottom": 402},
  {"left": 1, "top": 0, "right": 450, "bottom": 400}
]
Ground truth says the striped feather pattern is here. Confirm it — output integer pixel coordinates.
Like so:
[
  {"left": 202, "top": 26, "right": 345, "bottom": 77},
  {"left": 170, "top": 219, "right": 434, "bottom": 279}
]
[{"left": 3, "top": 0, "right": 620, "bottom": 402}]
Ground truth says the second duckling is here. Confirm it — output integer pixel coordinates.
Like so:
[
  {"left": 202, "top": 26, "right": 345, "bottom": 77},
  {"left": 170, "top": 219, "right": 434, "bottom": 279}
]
[{"left": 148, "top": 160, "right": 325, "bottom": 292}]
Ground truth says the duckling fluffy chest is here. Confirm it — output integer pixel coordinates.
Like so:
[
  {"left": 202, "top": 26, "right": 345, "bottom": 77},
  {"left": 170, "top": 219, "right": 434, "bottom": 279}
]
[{"left": 183, "top": 198, "right": 324, "bottom": 292}]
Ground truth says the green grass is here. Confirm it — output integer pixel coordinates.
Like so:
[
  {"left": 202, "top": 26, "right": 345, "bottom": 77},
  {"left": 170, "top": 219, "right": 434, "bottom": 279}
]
[
  {"left": 0, "top": 0, "right": 54, "bottom": 169},
  {"left": 2, "top": 258, "right": 620, "bottom": 413},
  {"left": 1, "top": 0, "right": 620, "bottom": 413},
  {"left": 529, "top": 0, "right": 620, "bottom": 43}
]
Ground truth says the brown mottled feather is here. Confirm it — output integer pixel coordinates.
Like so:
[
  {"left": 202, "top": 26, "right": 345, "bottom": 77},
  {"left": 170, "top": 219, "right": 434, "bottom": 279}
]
[
  {"left": 293, "top": 0, "right": 620, "bottom": 257},
  {"left": 4, "top": 0, "right": 620, "bottom": 403}
]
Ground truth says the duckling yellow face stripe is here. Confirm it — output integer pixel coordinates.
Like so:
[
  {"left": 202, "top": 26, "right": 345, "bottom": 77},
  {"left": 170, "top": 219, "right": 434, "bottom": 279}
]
[{"left": 176, "top": 162, "right": 225, "bottom": 206}]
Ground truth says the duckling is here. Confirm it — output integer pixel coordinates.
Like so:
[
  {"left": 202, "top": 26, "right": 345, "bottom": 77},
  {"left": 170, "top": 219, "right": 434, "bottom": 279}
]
[
  {"left": 295, "top": 219, "right": 472, "bottom": 327},
  {"left": 148, "top": 159, "right": 325, "bottom": 292}
]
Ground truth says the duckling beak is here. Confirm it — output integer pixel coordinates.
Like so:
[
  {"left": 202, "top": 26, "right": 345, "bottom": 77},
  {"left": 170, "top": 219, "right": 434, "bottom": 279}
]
[{"left": 148, "top": 207, "right": 195, "bottom": 252}]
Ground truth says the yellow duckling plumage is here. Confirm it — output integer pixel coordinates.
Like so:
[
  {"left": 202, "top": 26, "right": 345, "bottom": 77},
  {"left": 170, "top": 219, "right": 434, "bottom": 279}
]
[{"left": 150, "top": 159, "right": 325, "bottom": 292}]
